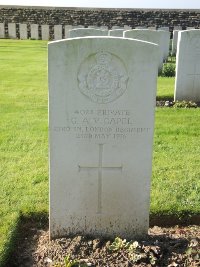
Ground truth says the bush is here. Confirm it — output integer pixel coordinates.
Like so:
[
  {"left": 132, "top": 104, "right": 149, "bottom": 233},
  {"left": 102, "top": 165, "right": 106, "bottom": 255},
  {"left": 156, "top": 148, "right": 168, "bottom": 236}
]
[
  {"left": 161, "top": 63, "right": 176, "bottom": 77},
  {"left": 173, "top": 100, "right": 197, "bottom": 108}
]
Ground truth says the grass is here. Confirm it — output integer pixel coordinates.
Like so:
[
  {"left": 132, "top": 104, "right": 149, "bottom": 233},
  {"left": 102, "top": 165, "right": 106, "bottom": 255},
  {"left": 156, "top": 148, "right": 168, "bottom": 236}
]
[{"left": 0, "top": 39, "right": 199, "bottom": 266}]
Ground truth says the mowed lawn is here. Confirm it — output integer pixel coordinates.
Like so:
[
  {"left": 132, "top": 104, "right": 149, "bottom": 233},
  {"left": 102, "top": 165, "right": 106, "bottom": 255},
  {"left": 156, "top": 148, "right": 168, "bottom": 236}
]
[{"left": 0, "top": 39, "right": 200, "bottom": 265}]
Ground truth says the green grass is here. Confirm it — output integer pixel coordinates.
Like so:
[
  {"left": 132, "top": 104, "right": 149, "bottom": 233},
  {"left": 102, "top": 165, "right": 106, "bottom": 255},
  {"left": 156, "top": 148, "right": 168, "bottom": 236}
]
[{"left": 0, "top": 39, "right": 199, "bottom": 266}]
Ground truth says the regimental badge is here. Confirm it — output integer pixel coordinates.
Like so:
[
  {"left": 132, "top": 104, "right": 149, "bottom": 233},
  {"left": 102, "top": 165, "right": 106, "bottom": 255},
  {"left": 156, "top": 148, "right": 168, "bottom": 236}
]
[{"left": 78, "top": 51, "right": 129, "bottom": 103}]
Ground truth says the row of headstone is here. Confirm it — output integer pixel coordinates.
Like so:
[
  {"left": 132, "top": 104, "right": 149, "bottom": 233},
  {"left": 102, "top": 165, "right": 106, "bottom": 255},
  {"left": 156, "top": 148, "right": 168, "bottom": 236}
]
[
  {"left": 48, "top": 29, "right": 200, "bottom": 241},
  {"left": 175, "top": 29, "right": 200, "bottom": 102},
  {"left": 67, "top": 28, "right": 170, "bottom": 71},
  {"left": 0, "top": 23, "right": 196, "bottom": 40}
]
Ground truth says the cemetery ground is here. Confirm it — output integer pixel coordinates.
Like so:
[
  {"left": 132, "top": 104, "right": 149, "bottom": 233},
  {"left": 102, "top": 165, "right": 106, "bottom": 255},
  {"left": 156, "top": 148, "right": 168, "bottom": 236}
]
[{"left": 0, "top": 39, "right": 199, "bottom": 266}]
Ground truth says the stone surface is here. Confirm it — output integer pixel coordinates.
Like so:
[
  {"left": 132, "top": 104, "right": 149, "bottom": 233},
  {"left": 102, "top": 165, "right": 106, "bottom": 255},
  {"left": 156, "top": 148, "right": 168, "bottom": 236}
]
[
  {"left": 54, "top": 25, "right": 62, "bottom": 40},
  {"left": 0, "top": 23, "right": 5, "bottom": 38},
  {"left": 19, "top": 24, "right": 28, "bottom": 39},
  {"left": 124, "top": 29, "right": 163, "bottom": 70},
  {"left": 175, "top": 30, "right": 200, "bottom": 102},
  {"left": 172, "top": 30, "right": 180, "bottom": 55},
  {"left": 48, "top": 37, "right": 159, "bottom": 239},
  {"left": 8, "top": 23, "right": 16, "bottom": 38},
  {"left": 158, "top": 30, "right": 170, "bottom": 60},
  {"left": 174, "top": 26, "right": 182, "bottom": 30},
  {"left": 64, "top": 25, "right": 72, "bottom": 38},
  {"left": 158, "top": 27, "right": 169, "bottom": 31},
  {"left": 68, "top": 28, "right": 108, "bottom": 38},
  {"left": 108, "top": 29, "right": 124, "bottom": 37},
  {"left": 112, "top": 26, "right": 123, "bottom": 29},
  {"left": 41, "top": 25, "right": 49, "bottom": 40},
  {"left": 31, "top": 24, "right": 39, "bottom": 40}
]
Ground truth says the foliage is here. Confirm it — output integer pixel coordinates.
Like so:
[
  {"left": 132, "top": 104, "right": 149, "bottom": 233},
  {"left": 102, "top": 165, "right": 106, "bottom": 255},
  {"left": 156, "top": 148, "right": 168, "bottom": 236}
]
[
  {"left": 53, "top": 255, "right": 87, "bottom": 267},
  {"left": 173, "top": 100, "right": 197, "bottom": 108},
  {"left": 161, "top": 63, "right": 176, "bottom": 77},
  {"left": 109, "top": 238, "right": 158, "bottom": 265}
]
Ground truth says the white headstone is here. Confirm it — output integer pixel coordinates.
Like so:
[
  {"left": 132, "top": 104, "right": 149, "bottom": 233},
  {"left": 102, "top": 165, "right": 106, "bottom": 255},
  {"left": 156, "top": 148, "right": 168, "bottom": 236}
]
[
  {"left": 68, "top": 28, "right": 108, "bottom": 38},
  {"left": 172, "top": 30, "right": 180, "bottom": 55},
  {"left": 64, "top": 25, "right": 72, "bottom": 38},
  {"left": 88, "top": 26, "right": 98, "bottom": 29},
  {"left": 8, "top": 23, "right": 16, "bottom": 39},
  {"left": 135, "top": 26, "right": 147, "bottom": 29},
  {"left": 148, "top": 27, "right": 157, "bottom": 30},
  {"left": 109, "top": 29, "right": 124, "bottom": 37},
  {"left": 174, "top": 26, "right": 182, "bottom": 30},
  {"left": 112, "top": 26, "right": 123, "bottom": 29},
  {"left": 124, "top": 25, "right": 131, "bottom": 30},
  {"left": 49, "top": 37, "right": 159, "bottom": 239},
  {"left": 158, "top": 30, "right": 170, "bottom": 60},
  {"left": 31, "top": 24, "right": 39, "bottom": 40},
  {"left": 41, "top": 25, "right": 49, "bottom": 40},
  {"left": 158, "top": 26, "right": 169, "bottom": 31},
  {"left": 72, "top": 25, "right": 84, "bottom": 29},
  {"left": 124, "top": 29, "right": 163, "bottom": 70},
  {"left": 54, "top": 25, "right": 62, "bottom": 40},
  {"left": 187, "top": 27, "right": 195, "bottom": 30},
  {"left": 0, "top": 23, "right": 5, "bottom": 38},
  {"left": 175, "top": 30, "right": 200, "bottom": 102},
  {"left": 100, "top": 26, "right": 108, "bottom": 30},
  {"left": 19, "top": 24, "right": 28, "bottom": 39}
]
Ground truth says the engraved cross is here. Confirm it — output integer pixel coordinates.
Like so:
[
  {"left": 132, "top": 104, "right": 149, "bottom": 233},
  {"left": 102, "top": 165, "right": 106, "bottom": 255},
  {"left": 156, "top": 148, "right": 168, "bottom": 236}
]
[{"left": 78, "top": 144, "right": 122, "bottom": 214}]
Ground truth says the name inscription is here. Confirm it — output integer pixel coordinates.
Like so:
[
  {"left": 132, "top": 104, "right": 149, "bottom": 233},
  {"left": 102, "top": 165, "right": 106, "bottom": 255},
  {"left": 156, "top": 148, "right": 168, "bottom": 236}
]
[{"left": 53, "top": 109, "right": 151, "bottom": 140}]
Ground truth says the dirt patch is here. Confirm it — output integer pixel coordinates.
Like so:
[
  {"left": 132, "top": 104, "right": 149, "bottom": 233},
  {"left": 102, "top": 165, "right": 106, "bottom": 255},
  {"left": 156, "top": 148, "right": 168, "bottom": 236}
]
[{"left": 6, "top": 220, "right": 199, "bottom": 267}]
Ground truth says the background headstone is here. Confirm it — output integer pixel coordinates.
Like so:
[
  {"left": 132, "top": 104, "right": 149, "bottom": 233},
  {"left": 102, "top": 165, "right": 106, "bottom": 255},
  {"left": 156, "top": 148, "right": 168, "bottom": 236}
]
[
  {"left": 173, "top": 26, "right": 182, "bottom": 30},
  {"left": 31, "top": 24, "right": 39, "bottom": 40},
  {"left": 19, "top": 24, "right": 28, "bottom": 39},
  {"left": 158, "top": 30, "right": 170, "bottom": 60},
  {"left": 8, "top": 23, "right": 16, "bottom": 39},
  {"left": 64, "top": 25, "right": 72, "bottom": 38},
  {"left": 0, "top": 23, "right": 5, "bottom": 38},
  {"left": 109, "top": 29, "right": 124, "bottom": 37},
  {"left": 124, "top": 29, "right": 163, "bottom": 70},
  {"left": 54, "top": 25, "right": 62, "bottom": 40},
  {"left": 175, "top": 30, "right": 200, "bottom": 102},
  {"left": 158, "top": 26, "right": 169, "bottom": 31},
  {"left": 100, "top": 26, "right": 108, "bottom": 30},
  {"left": 49, "top": 37, "right": 159, "bottom": 239},
  {"left": 124, "top": 25, "right": 131, "bottom": 30},
  {"left": 68, "top": 28, "right": 108, "bottom": 38},
  {"left": 172, "top": 30, "right": 180, "bottom": 55},
  {"left": 135, "top": 26, "right": 147, "bottom": 29},
  {"left": 112, "top": 26, "right": 123, "bottom": 29},
  {"left": 41, "top": 25, "right": 49, "bottom": 40}
]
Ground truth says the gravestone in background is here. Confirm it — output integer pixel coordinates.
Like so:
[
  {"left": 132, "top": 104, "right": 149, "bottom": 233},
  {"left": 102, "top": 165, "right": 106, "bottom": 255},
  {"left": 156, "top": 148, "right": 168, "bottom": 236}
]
[
  {"left": 100, "top": 26, "right": 108, "bottom": 30},
  {"left": 0, "top": 23, "right": 5, "bottom": 38},
  {"left": 54, "top": 25, "right": 62, "bottom": 40},
  {"left": 64, "top": 25, "right": 72, "bottom": 38},
  {"left": 31, "top": 24, "right": 39, "bottom": 40},
  {"left": 124, "top": 25, "right": 131, "bottom": 30},
  {"left": 158, "top": 26, "right": 169, "bottom": 31},
  {"left": 158, "top": 30, "right": 170, "bottom": 60},
  {"left": 19, "top": 24, "right": 28, "bottom": 39},
  {"left": 174, "top": 26, "right": 182, "bottom": 30},
  {"left": 68, "top": 28, "right": 108, "bottom": 38},
  {"left": 49, "top": 37, "right": 159, "bottom": 239},
  {"left": 124, "top": 29, "right": 163, "bottom": 70},
  {"left": 175, "top": 30, "right": 200, "bottom": 102},
  {"left": 109, "top": 29, "right": 124, "bottom": 37},
  {"left": 41, "top": 25, "right": 49, "bottom": 40},
  {"left": 8, "top": 23, "right": 16, "bottom": 38},
  {"left": 172, "top": 30, "right": 180, "bottom": 55},
  {"left": 112, "top": 26, "right": 123, "bottom": 29}
]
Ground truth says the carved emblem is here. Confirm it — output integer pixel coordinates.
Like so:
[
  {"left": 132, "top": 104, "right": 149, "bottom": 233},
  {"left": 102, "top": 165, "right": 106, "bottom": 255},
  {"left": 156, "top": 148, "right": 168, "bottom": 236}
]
[{"left": 78, "top": 51, "right": 128, "bottom": 103}]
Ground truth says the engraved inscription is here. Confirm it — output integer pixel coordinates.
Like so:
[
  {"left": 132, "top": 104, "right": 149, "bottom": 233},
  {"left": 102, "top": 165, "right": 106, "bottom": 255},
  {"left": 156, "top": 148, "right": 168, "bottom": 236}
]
[
  {"left": 78, "top": 144, "right": 122, "bottom": 214},
  {"left": 78, "top": 51, "right": 128, "bottom": 103}
]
